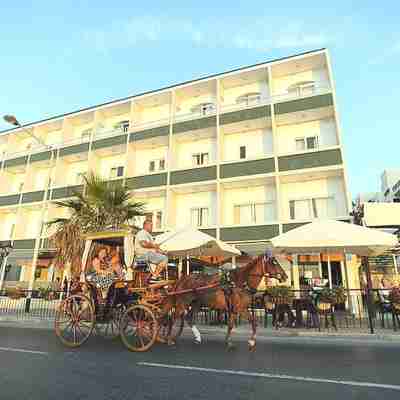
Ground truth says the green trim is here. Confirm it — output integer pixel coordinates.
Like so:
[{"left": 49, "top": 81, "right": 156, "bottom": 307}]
[
  {"left": 21, "top": 191, "right": 45, "bottom": 204},
  {"left": 92, "top": 134, "right": 127, "bottom": 150},
  {"left": 59, "top": 142, "right": 90, "bottom": 158},
  {"left": 220, "top": 225, "right": 279, "bottom": 242},
  {"left": 282, "top": 222, "right": 308, "bottom": 233},
  {"left": 278, "top": 149, "right": 342, "bottom": 171},
  {"left": 274, "top": 93, "right": 333, "bottom": 115},
  {"left": 126, "top": 173, "right": 167, "bottom": 189},
  {"left": 0, "top": 194, "right": 20, "bottom": 206},
  {"left": 130, "top": 125, "right": 170, "bottom": 142},
  {"left": 199, "top": 228, "right": 217, "bottom": 238},
  {"left": 170, "top": 166, "right": 217, "bottom": 185},
  {"left": 51, "top": 185, "right": 84, "bottom": 200},
  {"left": 220, "top": 105, "right": 271, "bottom": 125},
  {"left": 173, "top": 116, "right": 216, "bottom": 134},
  {"left": 29, "top": 151, "right": 52, "bottom": 164},
  {"left": 220, "top": 158, "right": 275, "bottom": 179},
  {"left": 4, "top": 156, "right": 28, "bottom": 169},
  {"left": 13, "top": 239, "right": 36, "bottom": 250}
]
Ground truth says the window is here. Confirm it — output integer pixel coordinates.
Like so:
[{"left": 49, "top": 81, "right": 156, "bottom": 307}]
[
  {"left": 287, "top": 81, "right": 316, "bottom": 97},
  {"left": 110, "top": 166, "right": 124, "bottom": 179},
  {"left": 191, "top": 207, "right": 209, "bottom": 227},
  {"left": 295, "top": 136, "right": 318, "bottom": 152},
  {"left": 239, "top": 146, "right": 246, "bottom": 160},
  {"left": 114, "top": 120, "right": 130, "bottom": 133},
  {"left": 138, "top": 210, "right": 163, "bottom": 230},
  {"left": 200, "top": 103, "right": 215, "bottom": 116},
  {"left": 81, "top": 128, "right": 92, "bottom": 139},
  {"left": 234, "top": 202, "right": 275, "bottom": 224},
  {"left": 289, "top": 197, "right": 335, "bottom": 220},
  {"left": 149, "top": 159, "right": 165, "bottom": 173},
  {"left": 192, "top": 153, "right": 209, "bottom": 166},
  {"left": 236, "top": 92, "right": 261, "bottom": 106}
]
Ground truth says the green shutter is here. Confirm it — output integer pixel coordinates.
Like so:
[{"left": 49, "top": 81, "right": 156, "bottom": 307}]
[
  {"left": 21, "top": 191, "right": 45, "bottom": 204},
  {"left": 91, "top": 134, "right": 127, "bottom": 150},
  {"left": 220, "top": 105, "right": 271, "bottom": 125},
  {"left": 220, "top": 225, "right": 279, "bottom": 241},
  {"left": 4, "top": 156, "right": 28, "bottom": 169},
  {"left": 0, "top": 194, "right": 20, "bottom": 206},
  {"left": 173, "top": 116, "right": 216, "bottom": 134},
  {"left": 59, "top": 142, "right": 90, "bottom": 158},
  {"left": 274, "top": 93, "right": 333, "bottom": 115},
  {"left": 130, "top": 125, "right": 170, "bottom": 142},
  {"left": 126, "top": 173, "right": 167, "bottom": 189}
]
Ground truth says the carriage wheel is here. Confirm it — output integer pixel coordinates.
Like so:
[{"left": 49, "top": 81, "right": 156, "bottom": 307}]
[
  {"left": 158, "top": 313, "right": 185, "bottom": 344},
  {"left": 55, "top": 294, "right": 95, "bottom": 348},
  {"left": 120, "top": 305, "right": 158, "bottom": 352},
  {"left": 95, "top": 306, "right": 124, "bottom": 339}
]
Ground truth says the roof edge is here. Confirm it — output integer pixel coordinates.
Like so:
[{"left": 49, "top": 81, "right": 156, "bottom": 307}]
[{"left": 1, "top": 48, "right": 326, "bottom": 136}]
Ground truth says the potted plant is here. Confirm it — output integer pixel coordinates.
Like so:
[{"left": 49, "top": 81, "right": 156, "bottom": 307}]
[
  {"left": 7, "top": 286, "right": 25, "bottom": 300},
  {"left": 37, "top": 285, "right": 53, "bottom": 301},
  {"left": 316, "top": 286, "right": 346, "bottom": 311},
  {"left": 265, "top": 286, "right": 294, "bottom": 305}
]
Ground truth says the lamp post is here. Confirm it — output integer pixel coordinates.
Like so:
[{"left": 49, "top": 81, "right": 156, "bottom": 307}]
[
  {"left": 0, "top": 241, "right": 13, "bottom": 293},
  {"left": 3, "top": 115, "right": 50, "bottom": 149}
]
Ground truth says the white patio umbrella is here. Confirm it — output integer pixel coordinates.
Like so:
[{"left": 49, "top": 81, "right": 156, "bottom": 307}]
[
  {"left": 270, "top": 219, "right": 399, "bottom": 333},
  {"left": 270, "top": 219, "right": 398, "bottom": 256},
  {"left": 155, "top": 227, "right": 241, "bottom": 258}
]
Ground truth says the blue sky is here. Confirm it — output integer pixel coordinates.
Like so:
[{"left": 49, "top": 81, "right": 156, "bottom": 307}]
[{"left": 1, "top": 1, "right": 399, "bottom": 197}]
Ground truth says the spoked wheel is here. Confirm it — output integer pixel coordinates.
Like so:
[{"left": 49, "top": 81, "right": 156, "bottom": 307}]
[
  {"left": 120, "top": 305, "right": 158, "bottom": 352},
  {"left": 55, "top": 294, "right": 95, "bottom": 348},
  {"left": 95, "top": 306, "right": 124, "bottom": 339},
  {"left": 158, "top": 313, "right": 185, "bottom": 344}
]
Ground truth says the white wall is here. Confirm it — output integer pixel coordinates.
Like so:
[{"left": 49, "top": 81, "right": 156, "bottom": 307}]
[
  {"left": 223, "top": 128, "right": 273, "bottom": 161},
  {"left": 174, "top": 191, "right": 216, "bottom": 228},
  {"left": 134, "top": 146, "right": 168, "bottom": 176},
  {"left": 0, "top": 213, "right": 17, "bottom": 240},
  {"left": 272, "top": 68, "right": 329, "bottom": 95},
  {"left": 276, "top": 118, "right": 338, "bottom": 154},
  {"left": 33, "top": 168, "right": 50, "bottom": 191},
  {"left": 221, "top": 82, "right": 269, "bottom": 106},
  {"left": 98, "top": 154, "right": 126, "bottom": 179},
  {"left": 176, "top": 93, "right": 216, "bottom": 117},
  {"left": 279, "top": 177, "right": 347, "bottom": 221},
  {"left": 17, "top": 210, "right": 42, "bottom": 238},
  {"left": 45, "top": 130, "right": 63, "bottom": 146},
  {"left": 174, "top": 138, "right": 216, "bottom": 169},
  {"left": 66, "top": 161, "right": 88, "bottom": 186},
  {"left": 222, "top": 185, "right": 276, "bottom": 225},
  {"left": 136, "top": 104, "right": 170, "bottom": 124}
]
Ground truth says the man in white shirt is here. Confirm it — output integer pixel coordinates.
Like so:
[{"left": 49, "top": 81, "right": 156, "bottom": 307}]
[{"left": 135, "top": 220, "right": 168, "bottom": 280}]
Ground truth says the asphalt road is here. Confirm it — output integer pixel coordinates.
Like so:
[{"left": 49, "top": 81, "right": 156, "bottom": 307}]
[{"left": 0, "top": 326, "right": 400, "bottom": 400}]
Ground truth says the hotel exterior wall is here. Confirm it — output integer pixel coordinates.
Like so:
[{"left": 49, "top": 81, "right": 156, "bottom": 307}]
[{"left": 0, "top": 49, "right": 350, "bottom": 269}]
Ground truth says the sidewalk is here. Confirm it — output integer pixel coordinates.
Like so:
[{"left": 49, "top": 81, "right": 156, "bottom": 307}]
[{"left": 2, "top": 316, "right": 400, "bottom": 343}]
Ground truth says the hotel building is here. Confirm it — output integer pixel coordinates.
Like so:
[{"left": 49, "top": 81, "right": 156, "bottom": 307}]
[{"left": 0, "top": 48, "right": 352, "bottom": 290}]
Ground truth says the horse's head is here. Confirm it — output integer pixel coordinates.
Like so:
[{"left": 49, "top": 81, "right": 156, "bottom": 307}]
[{"left": 261, "top": 251, "right": 288, "bottom": 283}]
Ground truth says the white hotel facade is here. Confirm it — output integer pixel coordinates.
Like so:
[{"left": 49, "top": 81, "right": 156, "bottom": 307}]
[{"left": 0, "top": 48, "right": 351, "bottom": 289}]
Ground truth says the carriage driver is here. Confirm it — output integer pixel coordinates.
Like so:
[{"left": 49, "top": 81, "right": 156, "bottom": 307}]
[{"left": 134, "top": 220, "right": 168, "bottom": 281}]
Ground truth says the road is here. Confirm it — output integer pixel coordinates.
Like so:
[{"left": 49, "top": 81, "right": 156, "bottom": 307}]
[{"left": 0, "top": 326, "right": 399, "bottom": 400}]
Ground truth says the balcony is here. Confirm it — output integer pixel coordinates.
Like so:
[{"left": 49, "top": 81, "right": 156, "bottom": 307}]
[
  {"left": 170, "top": 165, "right": 217, "bottom": 185},
  {"left": 169, "top": 183, "right": 217, "bottom": 230},
  {"left": 220, "top": 157, "right": 275, "bottom": 179}
]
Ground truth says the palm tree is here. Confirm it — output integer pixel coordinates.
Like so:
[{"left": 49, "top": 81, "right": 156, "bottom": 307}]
[{"left": 48, "top": 173, "right": 145, "bottom": 275}]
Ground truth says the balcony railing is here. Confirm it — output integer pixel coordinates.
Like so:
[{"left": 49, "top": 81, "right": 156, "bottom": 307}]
[
  {"left": 220, "top": 96, "right": 271, "bottom": 114},
  {"left": 174, "top": 108, "right": 216, "bottom": 123},
  {"left": 130, "top": 117, "right": 170, "bottom": 132},
  {"left": 272, "top": 84, "right": 331, "bottom": 103}
]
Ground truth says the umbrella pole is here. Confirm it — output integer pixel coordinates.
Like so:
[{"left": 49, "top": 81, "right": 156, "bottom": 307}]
[
  {"left": 327, "top": 254, "right": 333, "bottom": 289},
  {"left": 342, "top": 253, "right": 353, "bottom": 314},
  {"left": 363, "top": 257, "right": 375, "bottom": 334}
]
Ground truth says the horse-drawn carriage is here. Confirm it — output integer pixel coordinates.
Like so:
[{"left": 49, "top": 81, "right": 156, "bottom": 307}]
[{"left": 55, "top": 228, "right": 287, "bottom": 352}]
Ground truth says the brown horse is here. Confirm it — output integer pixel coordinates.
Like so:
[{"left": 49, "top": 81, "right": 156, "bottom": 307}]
[{"left": 162, "top": 254, "right": 287, "bottom": 350}]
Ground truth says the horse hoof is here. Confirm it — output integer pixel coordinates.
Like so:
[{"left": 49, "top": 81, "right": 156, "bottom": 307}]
[
  {"left": 226, "top": 342, "right": 235, "bottom": 351},
  {"left": 248, "top": 339, "right": 256, "bottom": 351}
]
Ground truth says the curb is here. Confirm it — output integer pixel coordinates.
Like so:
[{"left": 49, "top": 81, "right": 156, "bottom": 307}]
[{"left": 2, "top": 318, "right": 399, "bottom": 342}]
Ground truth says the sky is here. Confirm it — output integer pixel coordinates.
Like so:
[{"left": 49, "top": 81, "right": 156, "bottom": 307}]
[{"left": 1, "top": 1, "right": 399, "bottom": 197}]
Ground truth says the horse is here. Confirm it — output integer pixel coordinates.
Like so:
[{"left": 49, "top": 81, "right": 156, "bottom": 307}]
[{"left": 161, "top": 253, "right": 288, "bottom": 351}]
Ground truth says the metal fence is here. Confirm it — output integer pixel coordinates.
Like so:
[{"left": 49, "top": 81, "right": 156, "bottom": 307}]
[{"left": 0, "top": 288, "right": 399, "bottom": 334}]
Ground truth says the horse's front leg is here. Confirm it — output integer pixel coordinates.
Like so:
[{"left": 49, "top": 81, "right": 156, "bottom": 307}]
[
  {"left": 225, "top": 312, "right": 236, "bottom": 350},
  {"left": 247, "top": 308, "right": 257, "bottom": 351},
  {"left": 185, "top": 301, "right": 202, "bottom": 344}
]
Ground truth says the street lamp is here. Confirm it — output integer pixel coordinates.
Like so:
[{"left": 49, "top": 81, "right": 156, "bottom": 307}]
[{"left": 3, "top": 114, "right": 50, "bottom": 149}]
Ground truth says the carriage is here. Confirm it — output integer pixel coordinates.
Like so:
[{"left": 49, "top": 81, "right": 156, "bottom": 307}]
[{"left": 54, "top": 229, "right": 186, "bottom": 352}]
